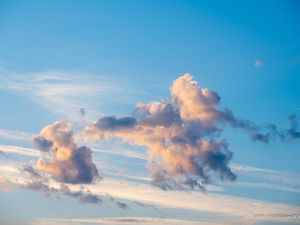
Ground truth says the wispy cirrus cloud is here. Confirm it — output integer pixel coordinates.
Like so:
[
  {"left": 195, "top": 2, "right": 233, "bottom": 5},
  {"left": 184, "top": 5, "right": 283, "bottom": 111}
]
[
  {"left": 29, "top": 215, "right": 300, "bottom": 225},
  {"left": 0, "top": 128, "right": 35, "bottom": 142},
  {"left": 0, "top": 144, "right": 40, "bottom": 158},
  {"left": 30, "top": 217, "right": 224, "bottom": 225},
  {"left": 1, "top": 140, "right": 300, "bottom": 196},
  {"left": 0, "top": 69, "right": 139, "bottom": 118},
  {"left": 232, "top": 163, "right": 300, "bottom": 192},
  {"left": 2, "top": 163, "right": 300, "bottom": 225}
]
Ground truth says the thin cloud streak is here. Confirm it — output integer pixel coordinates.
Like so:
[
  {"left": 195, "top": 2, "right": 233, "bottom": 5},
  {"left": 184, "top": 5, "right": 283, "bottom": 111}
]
[
  {"left": 1, "top": 143, "right": 299, "bottom": 195},
  {"left": 231, "top": 181, "right": 300, "bottom": 193},
  {"left": 0, "top": 144, "right": 40, "bottom": 157},
  {"left": 0, "top": 128, "right": 35, "bottom": 142},
  {"left": 1, "top": 163, "right": 300, "bottom": 225},
  {"left": 232, "top": 163, "right": 300, "bottom": 191},
  {"left": 31, "top": 217, "right": 228, "bottom": 225},
  {"left": 0, "top": 69, "right": 138, "bottom": 118}
]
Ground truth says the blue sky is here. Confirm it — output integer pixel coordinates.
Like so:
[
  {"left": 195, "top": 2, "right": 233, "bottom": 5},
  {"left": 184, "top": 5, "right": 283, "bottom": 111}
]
[{"left": 0, "top": 1, "right": 300, "bottom": 225}]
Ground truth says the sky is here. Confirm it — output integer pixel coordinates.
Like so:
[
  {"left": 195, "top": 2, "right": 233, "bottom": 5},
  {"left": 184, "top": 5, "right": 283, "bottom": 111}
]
[{"left": 0, "top": 1, "right": 300, "bottom": 225}]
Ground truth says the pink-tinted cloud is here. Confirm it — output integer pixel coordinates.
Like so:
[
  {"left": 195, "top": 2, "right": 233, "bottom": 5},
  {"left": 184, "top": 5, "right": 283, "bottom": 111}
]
[
  {"left": 80, "top": 74, "right": 299, "bottom": 190},
  {"left": 33, "top": 121, "right": 101, "bottom": 184}
]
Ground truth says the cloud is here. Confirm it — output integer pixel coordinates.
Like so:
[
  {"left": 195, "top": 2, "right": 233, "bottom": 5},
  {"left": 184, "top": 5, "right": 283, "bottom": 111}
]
[
  {"left": 217, "top": 109, "right": 300, "bottom": 144},
  {"left": 92, "top": 146, "right": 147, "bottom": 160},
  {"left": 34, "top": 121, "right": 101, "bottom": 184},
  {"left": 33, "top": 214, "right": 300, "bottom": 225},
  {"left": 232, "top": 163, "right": 300, "bottom": 192},
  {"left": 136, "top": 101, "right": 181, "bottom": 127},
  {"left": 171, "top": 74, "right": 221, "bottom": 122},
  {"left": 59, "top": 184, "right": 102, "bottom": 205},
  {"left": 23, "top": 165, "right": 44, "bottom": 180},
  {"left": 8, "top": 164, "right": 129, "bottom": 210},
  {"left": 287, "top": 114, "right": 300, "bottom": 139},
  {"left": 80, "top": 74, "right": 236, "bottom": 190},
  {"left": 31, "top": 217, "right": 223, "bottom": 225},
  {"left": 0, "top": 150, "right": 7, "bottom": 158},
  {"left": 2, "top": 163, "right": 300, "bottom": 224},
  {"left": 0, "top": 69, "right": 135, "bottom": 118},
  {"left": 96, "top": 116, "right": 137, "bottom": 131},
  {"left": 0, "top": 184, "right": 13, "bottom": 192},
  {"left": 21, "top": 165, "right": 102, "bottom": 205},
  {"left": 80, "top": 74, "right": 299, "bottom": 190},
  {"left": 0, "top": 128, "right": 35, "bottom": 142},
  {"left": 230, "top": 181, "right": 300, "bottom": 193},
  {"left": 116, "top": 201, "right": 129, "bottom": 210},
  {"left": 254, "top": 60, "right": 263, "bottom": 67},
  {"left": 79, "top": 108, "right": 86, "bottom": 118},
  {"left": 33, "top": 136, "right": 53, "bottom": 152},
  {"left": 0, "top": 176, "right": 13, "bottom": 192},
  {"left": 0, "top": 144, "right": 40, "bottom": 158},
  {"left": 3, "top": 70, "right": 297, "bottom": 192},
  {"left": 0, "top": 177, "right": 9, "bottom": 183},
  {"left": 3, "top": 72, "right": 295, "bottom": 194}
]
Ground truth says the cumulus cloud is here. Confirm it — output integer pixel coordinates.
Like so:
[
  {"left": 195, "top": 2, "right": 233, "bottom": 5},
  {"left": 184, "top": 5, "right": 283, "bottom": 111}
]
[
  {"left": 33, "top": 121, "right": 101, "bottom": 184},
  {"left": 80, "top": 74, "right": 299, "bottom": 190},
  {"left": 171, "top": 74, "right": 221, "bottom": 123}
]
